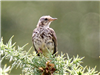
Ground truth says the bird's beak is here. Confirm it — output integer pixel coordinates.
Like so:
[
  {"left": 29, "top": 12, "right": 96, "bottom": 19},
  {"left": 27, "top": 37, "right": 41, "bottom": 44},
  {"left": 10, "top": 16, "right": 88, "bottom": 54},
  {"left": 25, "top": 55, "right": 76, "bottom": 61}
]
[{"left": 49, "top": 18, "right": 57, "bottom": 21}]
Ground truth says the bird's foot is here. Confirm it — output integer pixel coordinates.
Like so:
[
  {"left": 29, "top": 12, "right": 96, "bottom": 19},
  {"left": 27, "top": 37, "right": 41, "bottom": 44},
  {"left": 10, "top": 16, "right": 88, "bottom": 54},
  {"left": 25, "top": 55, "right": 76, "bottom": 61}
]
[{"left": 37, "top": 48, "right": 43, "bottom": 54}]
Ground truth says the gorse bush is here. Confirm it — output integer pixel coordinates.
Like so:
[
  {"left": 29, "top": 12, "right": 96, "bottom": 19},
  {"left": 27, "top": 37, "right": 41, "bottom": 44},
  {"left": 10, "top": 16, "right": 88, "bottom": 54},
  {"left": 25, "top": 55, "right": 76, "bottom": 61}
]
[{"left": 0, "top": 36, "right": 99, "bottom": 75}]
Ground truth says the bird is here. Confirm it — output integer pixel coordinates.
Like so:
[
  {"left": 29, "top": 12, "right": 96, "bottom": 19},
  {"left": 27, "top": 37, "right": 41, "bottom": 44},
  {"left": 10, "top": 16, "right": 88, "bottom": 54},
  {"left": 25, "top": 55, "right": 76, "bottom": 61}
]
[{"left": 32, "top": 15, "right": 57, "bottom": 57}]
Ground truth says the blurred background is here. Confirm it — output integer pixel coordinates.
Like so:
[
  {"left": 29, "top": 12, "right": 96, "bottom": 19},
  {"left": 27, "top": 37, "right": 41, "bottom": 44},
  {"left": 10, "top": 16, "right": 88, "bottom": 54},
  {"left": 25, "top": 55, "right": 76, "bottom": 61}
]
[{"left": 1, "top": 1, "right": 100, "bottom": 74}]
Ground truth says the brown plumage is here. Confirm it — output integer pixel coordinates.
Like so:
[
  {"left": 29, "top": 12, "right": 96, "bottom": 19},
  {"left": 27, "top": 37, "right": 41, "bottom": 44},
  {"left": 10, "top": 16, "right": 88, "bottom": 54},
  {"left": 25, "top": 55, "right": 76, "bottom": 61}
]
[{"left": 32, "top": 15, "right": 57, "bottom": 57}]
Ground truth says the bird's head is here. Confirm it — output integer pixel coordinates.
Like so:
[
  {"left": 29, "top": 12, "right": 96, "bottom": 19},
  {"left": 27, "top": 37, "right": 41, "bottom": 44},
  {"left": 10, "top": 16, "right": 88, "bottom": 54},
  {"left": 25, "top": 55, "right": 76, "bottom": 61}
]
[{"left": 37, "top": 15, "right": 57, "bottom": 28}]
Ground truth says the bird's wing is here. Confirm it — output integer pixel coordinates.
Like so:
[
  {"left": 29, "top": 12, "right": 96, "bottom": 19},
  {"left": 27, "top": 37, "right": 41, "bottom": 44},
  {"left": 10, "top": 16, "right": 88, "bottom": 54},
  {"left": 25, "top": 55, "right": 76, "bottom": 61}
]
[
  {"left": 32, "top": 28, "right": 39, "bottom": 56},
  {"left": 49, "top": 28, "right": 57, "bottom": 54}
]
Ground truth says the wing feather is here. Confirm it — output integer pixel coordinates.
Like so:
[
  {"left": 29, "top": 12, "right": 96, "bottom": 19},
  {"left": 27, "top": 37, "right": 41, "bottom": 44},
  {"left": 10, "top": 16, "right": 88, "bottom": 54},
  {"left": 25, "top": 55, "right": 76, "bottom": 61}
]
[
  {"left": 32, "top": 28, "right": 40, "bottom": 56},
  {"left": 49, "top": 28, "right": 57, "bottom": 54}
]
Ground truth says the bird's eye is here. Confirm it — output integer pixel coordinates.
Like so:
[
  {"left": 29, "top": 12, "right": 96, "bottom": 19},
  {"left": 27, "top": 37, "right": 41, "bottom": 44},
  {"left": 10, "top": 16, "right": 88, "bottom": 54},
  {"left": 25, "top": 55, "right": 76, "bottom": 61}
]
[{"left": 44, "top": 18, "right": 48, "bottom": 20}]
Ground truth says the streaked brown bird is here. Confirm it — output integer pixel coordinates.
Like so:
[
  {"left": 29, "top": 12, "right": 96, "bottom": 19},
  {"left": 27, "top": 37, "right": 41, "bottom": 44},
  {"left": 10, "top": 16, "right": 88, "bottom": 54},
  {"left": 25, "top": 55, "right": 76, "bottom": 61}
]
[{"left": 32, "top": 15, "right": 57, "bottom": 57}]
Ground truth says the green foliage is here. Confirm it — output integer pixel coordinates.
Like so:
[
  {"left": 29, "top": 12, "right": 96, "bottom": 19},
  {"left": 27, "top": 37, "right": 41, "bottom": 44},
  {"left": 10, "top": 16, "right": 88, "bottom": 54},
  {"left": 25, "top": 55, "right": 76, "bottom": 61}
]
[
  {"left": 0, "top": 64, "right": 10, "bottom": 75},
  {"left": 0, "top": 36, "right": 99, "bottom": 75}
]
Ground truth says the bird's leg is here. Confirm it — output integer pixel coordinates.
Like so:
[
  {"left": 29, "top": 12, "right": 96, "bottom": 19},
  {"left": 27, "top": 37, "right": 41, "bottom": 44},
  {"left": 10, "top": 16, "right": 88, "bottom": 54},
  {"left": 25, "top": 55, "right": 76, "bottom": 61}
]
[{"left": 37, "top": 48, "right": 43, "bottom": 54}]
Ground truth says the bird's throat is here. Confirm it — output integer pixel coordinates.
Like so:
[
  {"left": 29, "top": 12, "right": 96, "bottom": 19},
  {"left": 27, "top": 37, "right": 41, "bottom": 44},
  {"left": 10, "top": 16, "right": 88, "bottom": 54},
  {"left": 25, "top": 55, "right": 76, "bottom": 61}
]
[
  {"left": 37, "top": 22, "right": 51, "bottom": 28},
  {"left": 37, "top": 24, "right": 50, "bottom": 29}
]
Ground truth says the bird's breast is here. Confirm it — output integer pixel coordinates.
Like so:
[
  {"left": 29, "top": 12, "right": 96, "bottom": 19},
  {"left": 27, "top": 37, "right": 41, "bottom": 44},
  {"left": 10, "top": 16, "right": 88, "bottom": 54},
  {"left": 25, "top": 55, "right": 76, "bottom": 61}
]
[{"left": 33, "top": 28, "right": 54, "bottom": 53}]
